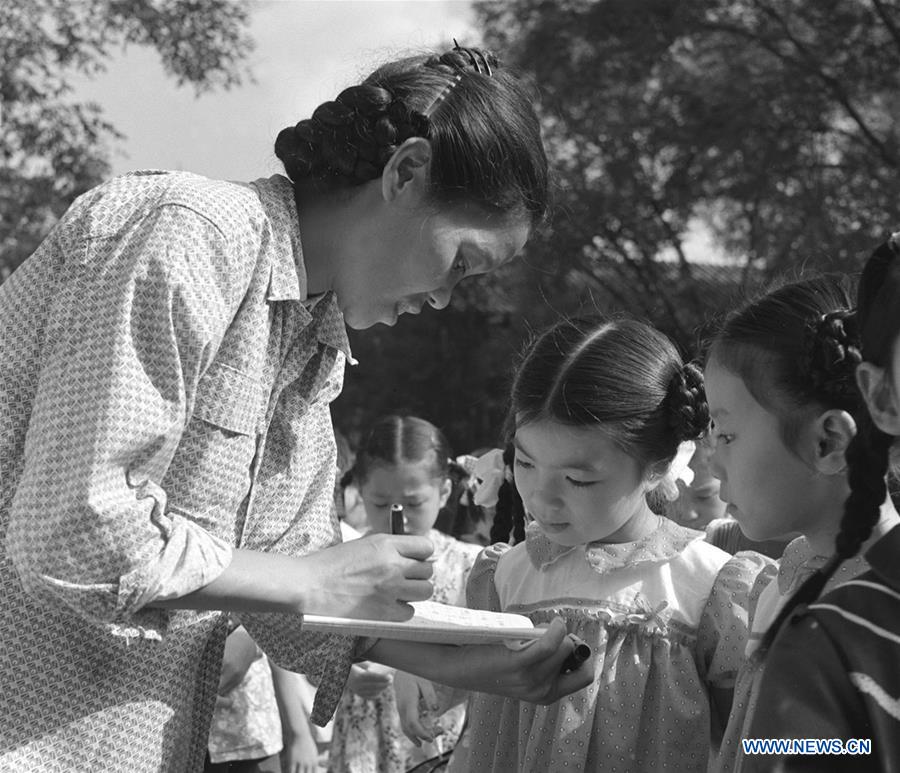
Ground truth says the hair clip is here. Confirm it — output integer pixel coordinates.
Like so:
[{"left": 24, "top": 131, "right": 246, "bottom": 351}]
[
  {"left": 453, "top": 39, "right": 493, "bottom": 76},
  {"left": 889, "top": 231, "right": 900, "bottom": 256},
  {"left": 423, "top": 72, "right": 463, "bottom": 118}
]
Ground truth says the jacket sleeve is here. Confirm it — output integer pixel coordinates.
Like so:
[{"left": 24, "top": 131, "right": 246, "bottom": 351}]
[
  {"left": 7, "top": 201, "right": 253, "bottom": 636},
  {"left": 743, "top": 611, "right": 868, "bottom": 772}
]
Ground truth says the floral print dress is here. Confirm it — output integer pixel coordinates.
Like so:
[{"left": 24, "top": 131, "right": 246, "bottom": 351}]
[
  {"left": 448, "top": 517, "right": 775, "bottom": 773},
  {"left": 328, "top": 530, "right": 481, "bottom": 773}
]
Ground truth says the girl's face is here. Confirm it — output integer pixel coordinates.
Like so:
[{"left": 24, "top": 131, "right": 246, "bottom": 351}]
[
  {"left": 358, "top": 459, "right": 452, "bottom": 537},
  {"left": 704, "top": 358, "right": 823, "bottom": 542},
  {"left": 856, "top": 335, "right": 900, "bottom": 438},
  {"left": 671, "top": 442, "right": 728, "bottom": 529},
  {"left": 513, "top": 418, "right": 655, "bottom": 547}
]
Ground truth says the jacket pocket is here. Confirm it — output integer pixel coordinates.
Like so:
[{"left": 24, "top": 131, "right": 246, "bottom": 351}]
[{"left": 193, "top": 362, "right": 262, "bottom": 436}]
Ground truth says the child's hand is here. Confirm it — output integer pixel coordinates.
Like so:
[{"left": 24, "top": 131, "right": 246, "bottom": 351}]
[
  {"left": 394, "top": 671, "right": 439, "bottom": 746},
  {"left": 346, "top": 661, "right": 394, "bottom": 698},
  {"left": 297, "top": 533, "right": 435, "bottom": 621},
  {"left": 279, "top": 730, "right": 321, "bottom": 773}
]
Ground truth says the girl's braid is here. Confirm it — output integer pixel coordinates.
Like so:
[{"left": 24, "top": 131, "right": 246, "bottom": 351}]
[
  {"left": 489, "top": 445, "right": 525, "bottom": 544},
  {"left": 664, "top": 362, "right": 710, "bottom": 442},
  {"left": 802, "top": 310, "right": 862, "bottom": 409},
  {"left": 756, "top": 417, "right": 892, "bottom": 658}
]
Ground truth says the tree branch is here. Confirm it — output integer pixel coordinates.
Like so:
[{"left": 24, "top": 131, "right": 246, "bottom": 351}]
[{"left": 870, "top": 0, "right": 900, "bottom": 56}]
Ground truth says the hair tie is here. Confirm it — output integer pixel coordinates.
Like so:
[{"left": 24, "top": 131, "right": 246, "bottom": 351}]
[
  {"left": 889, "top": 231, "right": 900, "bottom": 255},
  {"left": 656, "top": 440, "right": 697, "bottom": 502},
  {"left": 464, "top": 448, "right": 508, "bottom": 508},
  {"left": 804, "top": 309, "right": 862, "bottom": 406}
]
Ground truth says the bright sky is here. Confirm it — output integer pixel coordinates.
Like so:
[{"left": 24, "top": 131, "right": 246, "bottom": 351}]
[{"left": 72, "top": 0, "right": 476, "bottom": 181}]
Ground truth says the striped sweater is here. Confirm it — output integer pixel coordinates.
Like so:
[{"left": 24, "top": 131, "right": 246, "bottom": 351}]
[{"left": 747, "top": 524, "right": 900, "bottom": 772}]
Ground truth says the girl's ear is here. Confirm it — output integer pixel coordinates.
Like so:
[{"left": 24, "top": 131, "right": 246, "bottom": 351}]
[
  {"left": 438, "top": 476, "right": 453, "bottom": 508},
  {"left": 381, "top": 137, "right": 432, "bottom": 205},
  {"left": 811, "top": 409, "right": 857, "bottom": 475},
  {"left": 856, "top": 362, "right": 900, "bottom": 435}
]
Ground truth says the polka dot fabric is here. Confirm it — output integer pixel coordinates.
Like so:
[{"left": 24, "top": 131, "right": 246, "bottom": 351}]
[
  {"left": 0, "top": 172, "right": 357, "bottom": 771},
  {"left": 449, "top": 519, "right": 775, "bottom": 772}
]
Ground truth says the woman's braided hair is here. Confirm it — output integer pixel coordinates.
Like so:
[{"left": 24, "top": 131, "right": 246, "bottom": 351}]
[{"left": 274, "top": 44, "right": 549, "bottom": 226}]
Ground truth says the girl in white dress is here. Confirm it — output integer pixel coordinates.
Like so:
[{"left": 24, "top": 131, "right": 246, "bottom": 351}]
[{"left": 403, "top": 315, "right": 774, "bottom": 772}]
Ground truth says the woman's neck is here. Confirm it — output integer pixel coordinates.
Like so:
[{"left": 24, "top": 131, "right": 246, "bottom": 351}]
[
  {"left": 292, "top": 181, "right": 344, "bottom": 296},
  {"left": 292, "top": 179, "right": 380, "bottom": 297}
]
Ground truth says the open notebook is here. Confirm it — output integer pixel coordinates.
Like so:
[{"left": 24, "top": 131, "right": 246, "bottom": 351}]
[{"left": 301, "top": 601, "right": 540, "bottom": 644}]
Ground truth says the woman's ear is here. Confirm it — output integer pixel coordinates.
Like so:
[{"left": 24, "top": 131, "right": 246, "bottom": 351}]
[
  {"left": 856, "top": 362, "right": 900, "bottom": 435},
  {"left": 811, "top": 409, "right": 857, "bottom": 475},
  {"left": 381, "top": 137, "right": 432, "bottom": 205}
]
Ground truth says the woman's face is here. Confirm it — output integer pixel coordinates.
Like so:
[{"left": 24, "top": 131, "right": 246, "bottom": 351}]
[
  {"left": 358, "top": 459, "right": 451, "bottom": 537},
  {"left": 337, "top": 200, "right": 530, "bottom": 330}
]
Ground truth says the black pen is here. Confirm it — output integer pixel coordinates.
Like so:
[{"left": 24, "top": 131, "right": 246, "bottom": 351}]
[
  {"left": 560, "top": 634, "right": 591, "bottom": 674},
  {"left": 391, "top": 503, "right": 405, "bottom": 535}
]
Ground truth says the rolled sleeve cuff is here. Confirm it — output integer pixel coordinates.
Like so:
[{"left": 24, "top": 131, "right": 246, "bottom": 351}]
[
  {"left": 117, "top": 513, "right": 233, "bottom": 613},
  {"left": 29, "top": 514, "right": 233, "bottom": 641}
]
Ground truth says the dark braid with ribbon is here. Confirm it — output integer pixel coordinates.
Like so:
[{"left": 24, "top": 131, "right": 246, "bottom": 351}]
[
  {"left": 664, "top": 362, "right": 711, "bottom": 443},
  {"left": 274, "top": 42, "right": 499, "bottom": 189}
]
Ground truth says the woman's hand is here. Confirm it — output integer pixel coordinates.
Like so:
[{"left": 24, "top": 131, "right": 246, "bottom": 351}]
[
  {"left": 455, "top": 618, "right": 593, "bottom": 704},
  {"left": 368, "top": 618, "right": 594, "bottom": 705},
  {"left": 154, "top": 535, "right": 435, "bottom": 622},
  {"left": 346, "top": 661, "right": 394, "bottom": 699},
  {"left": 297, "top": 534, "right": 435, "bottom": 620}
]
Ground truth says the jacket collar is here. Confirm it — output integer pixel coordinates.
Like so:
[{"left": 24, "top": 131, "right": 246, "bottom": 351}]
[{"left": 250, "top": 175, "right": 353, "bottom": 361}]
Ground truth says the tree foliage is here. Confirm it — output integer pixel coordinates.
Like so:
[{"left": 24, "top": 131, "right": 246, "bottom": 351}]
[
  {"left": 474, "top": 0, "right": 900, "bottom": 350},
  {"left": 0, "top": 0, "right": 254, "bottom": 279}
]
